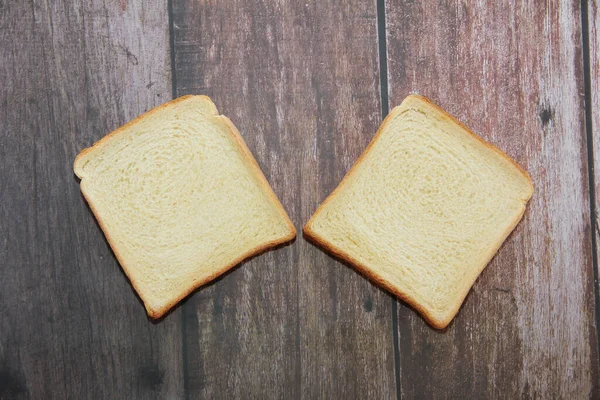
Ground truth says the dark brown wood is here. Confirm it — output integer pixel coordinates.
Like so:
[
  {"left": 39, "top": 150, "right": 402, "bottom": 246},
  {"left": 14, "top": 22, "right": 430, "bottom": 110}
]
[
  {"left": 590, "top": 0, "right": 600, "bottom": 338},
  {"left": 2, "top": 0, "right": 599, "bottom": 397},
  {"left": 172, "top": 0, "right": 396, "bottom": 397},
  {"left": 0, "top": 1, "right": 183, "bottom": 399},
  {"left": 385, "top": 0, "right": 599, "bottom": 398}
]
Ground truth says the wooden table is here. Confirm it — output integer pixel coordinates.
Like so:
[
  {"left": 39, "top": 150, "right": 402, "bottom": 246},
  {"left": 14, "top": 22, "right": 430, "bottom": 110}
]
[{"left": 1, "top": 1, "right": 599, "bottom": 398}]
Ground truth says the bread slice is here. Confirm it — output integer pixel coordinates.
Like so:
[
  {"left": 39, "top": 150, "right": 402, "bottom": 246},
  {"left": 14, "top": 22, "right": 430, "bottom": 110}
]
[
  {"left": 304, "top": 94, "right": 533, "bottom": 329},
  {"left": 75, "top": 95, "right": 296, "bottom": 319}
]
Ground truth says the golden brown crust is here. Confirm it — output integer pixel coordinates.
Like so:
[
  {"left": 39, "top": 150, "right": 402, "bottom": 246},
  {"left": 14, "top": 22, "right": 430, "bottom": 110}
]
[
  {"left": 407, "top": 94, "right": 533, "bottom": 196},
  {"left": 74, "top": 95, "right": 198, "bottom": 178},
  {"left": 303, "top": 94, "right": 533, "bottom": 329},
  {"left": 147, "top": 232, "right": 295, "bottom": 319},
  {"left": 75, "top": 95, "right": 296, "bottom": 319},
  {"left": 215, "top": 114, "right": 297, "bottom": 238},
  {"left": 303, "top": 223, "right": 445, "bottom": 329}
]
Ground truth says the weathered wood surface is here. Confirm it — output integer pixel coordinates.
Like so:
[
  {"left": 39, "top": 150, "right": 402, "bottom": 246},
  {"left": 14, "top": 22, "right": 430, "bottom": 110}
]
[
  {"left": 0, "top": 1, "right": 183, "bottom": 399},
  {"left": 171, "top": 0, "right": 396, "bottom": 397},
  {"left": 590, "top": 0, "right": 600, "bottom": 330},
  {"left": 1, "top": 0, "right": 599, "bottom": 398},
  {"left": 385, "top": 0, "right": 598, "bottom": 398}
]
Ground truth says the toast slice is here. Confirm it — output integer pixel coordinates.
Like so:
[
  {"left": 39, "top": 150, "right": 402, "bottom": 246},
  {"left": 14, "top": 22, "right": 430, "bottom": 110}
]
[
  {"left": 304, "top": 94, "right": 533, "bottom": 329},
  {"left": 75, "top": 95, "right": 296, "bottom": 319}
]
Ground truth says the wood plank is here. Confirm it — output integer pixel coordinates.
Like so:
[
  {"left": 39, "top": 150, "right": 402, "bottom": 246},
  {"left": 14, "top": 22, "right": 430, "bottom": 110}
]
[
  {"left": 589, "top": 0, "right": 600, "bottom": 347},
  {"left": 385, "top": 0, "right": 598, "bottom": 398},
  {"left": 0, "top": 1, "right": 182, "bottom": 398},
  {"left": 172, "top": 0, "right": 396, "bottom": 397}
]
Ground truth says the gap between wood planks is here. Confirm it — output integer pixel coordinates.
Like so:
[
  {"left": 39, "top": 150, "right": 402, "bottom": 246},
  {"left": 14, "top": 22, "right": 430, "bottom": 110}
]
[
  {"left": 581, "top": 0, "right": 600, "bottom": 371},
  {"left": 164, "top": 0, "right": 599, "bottom": 398},
  {"left": 167, "top": 1, "right": 190, "bottom": 399},
  {"left": 375, "top": 0, "right": 402, "bottom": 400}
]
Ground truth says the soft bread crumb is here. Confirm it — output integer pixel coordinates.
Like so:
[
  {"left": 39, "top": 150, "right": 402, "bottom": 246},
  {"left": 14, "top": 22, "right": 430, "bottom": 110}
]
[
  {"left": 304, "top": 94, "right": 532, "bottom": 329},
  {"left": 75, "top": 95, "right": 296, "bottom": 318}
]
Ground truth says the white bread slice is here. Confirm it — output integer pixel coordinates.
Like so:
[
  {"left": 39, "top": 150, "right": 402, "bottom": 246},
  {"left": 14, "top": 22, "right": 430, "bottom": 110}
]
[
  {"left": 304, "top": 94, "right": 533, "bottom": 329},
  {"left": 75, "top": 95, "right": 296, "bottom": 319}
]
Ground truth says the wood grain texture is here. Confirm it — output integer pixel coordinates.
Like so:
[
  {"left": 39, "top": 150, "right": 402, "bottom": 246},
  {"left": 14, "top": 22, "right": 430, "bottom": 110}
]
[
  {"left": 590, "top": 0, "right": 600, "bottom": 324},
  {"left": 0, "top": 1, "right": 183, "bottom": 399},
  {"left": 172, "top": 0, "right": 396, "bottom": 397},
  {"left": 385, "top": 0, "right": 598, "bottom": 398},
  {"left": 2, "top": 0, "right": 598, "bottom": 398}
]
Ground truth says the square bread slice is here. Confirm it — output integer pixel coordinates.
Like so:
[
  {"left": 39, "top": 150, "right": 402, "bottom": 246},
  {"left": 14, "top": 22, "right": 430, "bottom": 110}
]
[
  {"left": 304, "top": 94, "right": 533, "bottom": 329},
  {"left": 74, "top": 95, "right": 296, "bottom": 319}
]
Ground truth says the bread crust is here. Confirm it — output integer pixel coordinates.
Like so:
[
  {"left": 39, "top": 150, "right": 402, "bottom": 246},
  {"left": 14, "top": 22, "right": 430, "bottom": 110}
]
[
  {"left": 75, "top": 95, "right": 296, "bottom": 319},
  {"left": 303, "top": 94, "right": 533, "bottom": 329},
  {"left": 75, "top": 95, "right": 198, "bottom": 178},
  {"left": 412, "top": 94, "right": 533, "bottom": 194}
]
